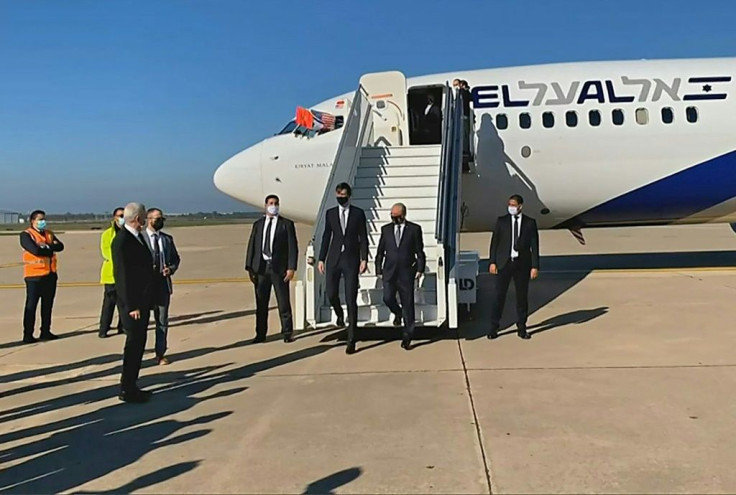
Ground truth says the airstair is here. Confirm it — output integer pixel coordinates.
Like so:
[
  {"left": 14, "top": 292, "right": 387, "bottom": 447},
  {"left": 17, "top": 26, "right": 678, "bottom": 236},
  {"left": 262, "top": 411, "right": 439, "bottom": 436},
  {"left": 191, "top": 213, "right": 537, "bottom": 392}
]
[{"left": 295, "top": 71, "right": 473, "bottom": 331}]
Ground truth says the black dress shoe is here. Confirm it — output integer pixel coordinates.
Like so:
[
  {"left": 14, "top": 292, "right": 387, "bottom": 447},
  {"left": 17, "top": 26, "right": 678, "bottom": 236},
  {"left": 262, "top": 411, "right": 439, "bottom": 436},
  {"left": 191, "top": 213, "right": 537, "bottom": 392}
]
[
  {"left": 118, "top": 390, "right": 150, "bottom": 403},
  {"left": 487, "top": 332, "right": 498, "bottom": 340},
  {"left": 283, "top": 335, "right": 295, "bottom": 343},
  {"left": 253, "top": 335, "right": 266, "bottom": 344},
  {"left": 518, "top": 332, "right": 531, "bottom": 340},
  {"left": 39, "top": 332, "right": 58, "bottom": 341},
  {"left": 22, "top": 336, "right": 37, "bottom": 344},
  {"left": 99, "top": 333, "right": 109, "bottom": 339},
  {"left": 336, "top": 317, "right": 345, "bottom": 328},
  {"left": 393, "top": 314, "right": 402, "bottom": 327},
  {"left": 401, "top": 339, "right": 412, "bottom": 350},
  {"left": 345, "top": 341, "right": 356, "bottom": 355}
]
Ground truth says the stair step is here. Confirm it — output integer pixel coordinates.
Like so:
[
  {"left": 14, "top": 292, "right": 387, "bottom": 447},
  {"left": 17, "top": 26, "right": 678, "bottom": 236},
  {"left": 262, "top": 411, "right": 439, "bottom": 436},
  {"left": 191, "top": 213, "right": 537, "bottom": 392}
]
[
  {"left": 354, "top": 175, "right": 439, "bottom": 189},
  {"left": 356, "top": 273, "right": 438, "bottom": 290},
  {"left": 363, "top": 244, "right": 441, "bottom": 260},
  {"left": 361, "top": 145, "right": 441, "bottom": 159},
  {"left": 368, "top": 233, "right": 439, "bottom": 248},
  {"left": 352, "top": 197, "right": 439, "bottom": 210},
  {"left": 356, "top": 287, "right": 438, "bottom": 306},
  {"left": 366, "top": 219, "right": 437, "bottom": 234},
  {"left": 319, "top": 304, "right": 440, "bottom": 326},
  {"left": 365, "top": 207, "right": 437, "bottom": 222},
  {"left": 355, "top": 163, "right": 440, "bottom": 177},
  {"left": 353, "top": 186, "right": 439, "bottom": 198}
]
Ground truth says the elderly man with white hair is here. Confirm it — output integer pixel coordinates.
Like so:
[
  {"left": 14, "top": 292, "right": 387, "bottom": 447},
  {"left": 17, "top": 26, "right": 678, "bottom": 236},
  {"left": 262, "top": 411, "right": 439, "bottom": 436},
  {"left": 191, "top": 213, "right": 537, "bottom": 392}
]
[{"left": 111, "top": 202, "right": 158, "bottom": 403}]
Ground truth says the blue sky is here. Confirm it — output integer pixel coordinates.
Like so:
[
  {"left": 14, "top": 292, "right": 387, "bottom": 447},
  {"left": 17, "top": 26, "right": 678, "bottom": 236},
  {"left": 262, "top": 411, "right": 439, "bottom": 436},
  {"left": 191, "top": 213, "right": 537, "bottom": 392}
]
[{"left": 1, "top": 0, "right": 734, "bottom": 214}]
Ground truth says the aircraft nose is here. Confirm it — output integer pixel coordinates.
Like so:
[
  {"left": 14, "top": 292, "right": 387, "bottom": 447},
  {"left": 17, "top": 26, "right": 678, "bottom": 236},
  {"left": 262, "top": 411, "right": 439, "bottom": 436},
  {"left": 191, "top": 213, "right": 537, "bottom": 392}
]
[{"left": 214, "top": 143, "right": 263, "bottom": 207}]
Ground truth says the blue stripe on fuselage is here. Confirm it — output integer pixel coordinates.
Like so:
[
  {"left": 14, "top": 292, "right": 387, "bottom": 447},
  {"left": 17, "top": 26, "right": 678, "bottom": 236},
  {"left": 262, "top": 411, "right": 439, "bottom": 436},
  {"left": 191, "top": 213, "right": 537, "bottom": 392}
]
[{"left": 557, "top": 150, "right": 736, "bottom": 227}]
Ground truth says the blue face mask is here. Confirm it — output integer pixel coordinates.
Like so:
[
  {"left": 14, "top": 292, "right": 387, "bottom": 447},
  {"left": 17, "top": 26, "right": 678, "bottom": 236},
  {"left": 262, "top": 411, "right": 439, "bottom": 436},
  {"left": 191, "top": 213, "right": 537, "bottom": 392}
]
[
  {"left": 36, "top": 219, "right": 47, "bottom": 231},
  {"left": 116, "top": 217, "right": 125, "bottom": 227}
]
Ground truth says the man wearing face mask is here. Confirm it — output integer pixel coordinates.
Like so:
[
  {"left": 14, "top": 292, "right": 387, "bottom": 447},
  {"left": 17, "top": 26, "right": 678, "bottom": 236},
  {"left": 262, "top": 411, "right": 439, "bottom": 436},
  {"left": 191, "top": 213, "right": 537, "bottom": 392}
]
[
  {"left": 246, "top": 195, "right": 298, "bottom": 343},
  {"left": 145, "top": 208, "right": 181, "bottom": 365},
  {"left": 98, "top": 207, "right": 125, "bottom": 338},
  {"left": 20, "top": 210, "right": 65, "bottom": 344},
  {"left": 488, "top": 194, "right": 540, "bottom": 340},
  {"left": 375, "top": 203, "right": 426, "bottom": 350},
  {"left": 112, "top": 202, "right": 158, "bottom": 403},
  {"left": 318, "top": 183, "right": 368, "bottom": 354}
]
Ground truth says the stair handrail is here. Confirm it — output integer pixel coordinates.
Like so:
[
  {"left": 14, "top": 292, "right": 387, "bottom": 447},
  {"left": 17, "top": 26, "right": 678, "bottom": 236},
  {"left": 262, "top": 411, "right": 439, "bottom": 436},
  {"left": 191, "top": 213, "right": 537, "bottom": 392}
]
[
  {"left": 445, "top": 89, "right": 465, "bottom": 277},
  {"left": 435, "top": 83, "right": 454, "bottom": 242},
  {"left": 304, "top": 85, "right": 374, "bottom": 327}
]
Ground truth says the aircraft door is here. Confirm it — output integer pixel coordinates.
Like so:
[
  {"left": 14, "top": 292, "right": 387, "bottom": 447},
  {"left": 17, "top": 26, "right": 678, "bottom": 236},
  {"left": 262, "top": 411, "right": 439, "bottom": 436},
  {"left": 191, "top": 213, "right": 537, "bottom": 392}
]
[{"left": 359, "top": 71, "right": 408, "bottom": 146}]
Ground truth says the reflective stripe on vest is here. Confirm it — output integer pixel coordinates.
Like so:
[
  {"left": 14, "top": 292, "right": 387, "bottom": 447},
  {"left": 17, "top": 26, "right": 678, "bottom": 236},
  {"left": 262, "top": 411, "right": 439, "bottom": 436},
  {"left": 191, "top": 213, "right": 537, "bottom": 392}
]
[{"left": 22, "top": 228, "right": 57, "bottom": 278}]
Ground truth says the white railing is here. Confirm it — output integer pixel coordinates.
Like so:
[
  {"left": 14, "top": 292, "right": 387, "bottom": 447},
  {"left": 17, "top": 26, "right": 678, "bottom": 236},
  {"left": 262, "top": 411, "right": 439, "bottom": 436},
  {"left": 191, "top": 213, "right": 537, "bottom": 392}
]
[{"left": 302, "top": 86, "right": 374, "bottom": 329}]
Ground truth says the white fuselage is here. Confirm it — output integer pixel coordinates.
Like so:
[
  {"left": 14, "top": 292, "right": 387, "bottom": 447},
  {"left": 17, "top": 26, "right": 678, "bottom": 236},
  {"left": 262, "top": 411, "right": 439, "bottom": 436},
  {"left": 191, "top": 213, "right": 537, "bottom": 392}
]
[{"left": 214, "top": 58, "right": 736, "bottom": 230}]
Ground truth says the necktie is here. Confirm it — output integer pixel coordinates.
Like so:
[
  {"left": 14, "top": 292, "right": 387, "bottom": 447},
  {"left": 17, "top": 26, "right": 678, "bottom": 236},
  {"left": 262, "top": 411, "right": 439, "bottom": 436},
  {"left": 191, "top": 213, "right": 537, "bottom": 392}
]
[
  {"left": 137, "top": 232, "right": 146, "bottom": 246},
  {"left": 395, "top": 224, "right": 401, "bottom": 246},
  {"left": 153, "top": 233, "right": 161, "bottom": 273},
  {"left": 512, "top": 216, "right": 519, "bottom": 253},
  {"left": 340, "top": 208, "right": 347, "bottom": 234},
  {"left": 264, "top": 218, "right": 273, "bottom": 258}
]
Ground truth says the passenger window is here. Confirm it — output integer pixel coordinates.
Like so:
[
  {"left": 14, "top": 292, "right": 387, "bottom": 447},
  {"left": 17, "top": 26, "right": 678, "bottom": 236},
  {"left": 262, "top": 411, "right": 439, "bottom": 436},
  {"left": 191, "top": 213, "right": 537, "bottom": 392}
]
[
  {"left": 661, "top": 107, "right": 674, "bottom": 124},
  {"left": 566, "top": 111, "right": 578, "bottom": 127},
  {"left": 519, "top": 113, "right": 531, "bottom": 129},
  {"left": 496, "top": 114, "right": 508, "bottom": 130},
  {"left": 542, "top": 112, "right": 554, "bottom": 128},
  {"left": 589, "top": 110, "right": 601, "bottom": 127},
  {"left": 686, "top": 106, "right": 698, "bottom": 123},
  {"left": 612, "top": 109, "right": 624, "bottom": 126},
  {"left": 635, "top": 108, "right": 649, "bottom": 125}
]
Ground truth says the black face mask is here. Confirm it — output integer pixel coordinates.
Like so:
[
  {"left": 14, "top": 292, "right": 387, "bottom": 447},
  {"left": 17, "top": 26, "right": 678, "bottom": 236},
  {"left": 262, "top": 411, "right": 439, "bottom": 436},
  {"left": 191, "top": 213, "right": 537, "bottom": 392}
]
[
  {"left": 391, "top": 216, "right": 403, "bottom": 224},
  {"left": 152, "top": 218, "right": 164, "bottom": 231},
  {"left": 336, "top": 196, "right": 349, "bottom": 206}
]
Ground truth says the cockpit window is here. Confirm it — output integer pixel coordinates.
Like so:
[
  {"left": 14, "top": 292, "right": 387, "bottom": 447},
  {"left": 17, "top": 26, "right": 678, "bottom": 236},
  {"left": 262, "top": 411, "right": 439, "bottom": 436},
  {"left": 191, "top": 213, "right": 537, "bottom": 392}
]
[
  {"left": 278, "top": 120, "right": 297, "bottom": 135},
  {"left": 278, "top": 114, "right": 344, "bottom": 136}
]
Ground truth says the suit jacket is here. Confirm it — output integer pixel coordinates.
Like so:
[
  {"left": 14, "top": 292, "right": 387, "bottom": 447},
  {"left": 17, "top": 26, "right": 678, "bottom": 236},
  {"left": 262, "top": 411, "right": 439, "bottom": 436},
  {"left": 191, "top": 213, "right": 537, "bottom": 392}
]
[
  {"left": 246, "top": 215, "right": 299, "bottom": 275},
  {"left": 112, "top": 227, "right": 157, "bottom": 312},
  {"left": 423, "top": 104, "right": 443, "bottom": 142},
  {"left": 143, "top": 230, "right": 181, "bottom": 295},
  {"left": 318, "top": 205, "right": 368, "bottom": 267},
  {"left": 375, "top": 221, "right": 426, "bottom": 281},
  {"left": 489, "top": 214, "right": 540, "bottom": 269}
]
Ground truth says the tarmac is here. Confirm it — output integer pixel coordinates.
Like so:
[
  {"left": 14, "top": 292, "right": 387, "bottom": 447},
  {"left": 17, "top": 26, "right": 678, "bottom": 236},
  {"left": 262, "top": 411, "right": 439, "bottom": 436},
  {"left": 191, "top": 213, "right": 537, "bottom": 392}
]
[{"left": 1, "top": 222, "right": 736, "bottom": 494}]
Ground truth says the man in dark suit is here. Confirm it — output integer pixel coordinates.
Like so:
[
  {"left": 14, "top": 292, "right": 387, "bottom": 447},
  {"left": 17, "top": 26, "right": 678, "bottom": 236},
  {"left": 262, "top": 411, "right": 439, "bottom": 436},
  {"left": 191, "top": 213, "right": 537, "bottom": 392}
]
[
  {"left": 246, "top": 194, "right": 299, "bottom": 343},
  {"left": 375, "top": 203, "right": 426, "bottom": 350},
  {"left": 488, "top": 194, "right": 540, "bottom": 340},
  {"left": 422, "top": 94, "right": 443, "bottom": 144},
  {"left": 317, "top": 182, "right": 368, "bottom": 354},
  {"left": 112, "top": 202, "right": 158, "bottom": 403},
  {"left": 144, "top": 208, "right": 181, "bottom": 365}
]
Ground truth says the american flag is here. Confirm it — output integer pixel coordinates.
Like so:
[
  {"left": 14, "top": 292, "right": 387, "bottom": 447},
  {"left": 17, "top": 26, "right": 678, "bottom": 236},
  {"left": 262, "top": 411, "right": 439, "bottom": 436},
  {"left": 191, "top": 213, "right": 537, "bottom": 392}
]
[
  {"left": 312, "top": 109, "right": 336, "bottom": 130},
  {"left": 569, "top": 227, "right": 586, "bottom": 246}
]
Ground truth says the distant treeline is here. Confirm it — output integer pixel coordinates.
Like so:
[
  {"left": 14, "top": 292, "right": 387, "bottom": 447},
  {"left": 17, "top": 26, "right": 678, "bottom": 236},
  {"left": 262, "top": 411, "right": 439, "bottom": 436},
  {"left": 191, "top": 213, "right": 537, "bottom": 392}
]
[{"left": 45, "top": 211, "right": 261, "bottom": 222}]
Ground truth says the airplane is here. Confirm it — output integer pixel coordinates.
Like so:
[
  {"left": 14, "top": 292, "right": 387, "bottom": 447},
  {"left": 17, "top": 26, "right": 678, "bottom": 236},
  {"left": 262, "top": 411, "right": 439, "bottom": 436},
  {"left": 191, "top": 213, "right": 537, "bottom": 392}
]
[{"left": 213, "top": 58, "right": 736, "bottom": 235}]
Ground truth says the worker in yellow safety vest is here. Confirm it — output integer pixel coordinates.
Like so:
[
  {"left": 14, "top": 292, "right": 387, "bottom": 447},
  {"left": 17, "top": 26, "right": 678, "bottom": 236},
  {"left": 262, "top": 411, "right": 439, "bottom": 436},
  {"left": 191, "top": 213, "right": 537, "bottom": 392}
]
[
  {"left": 20, "top": 210, "right": 65, "bottom": 344},
  {"left": 98, "top": 207, "right": 125, "bottom": 338}
]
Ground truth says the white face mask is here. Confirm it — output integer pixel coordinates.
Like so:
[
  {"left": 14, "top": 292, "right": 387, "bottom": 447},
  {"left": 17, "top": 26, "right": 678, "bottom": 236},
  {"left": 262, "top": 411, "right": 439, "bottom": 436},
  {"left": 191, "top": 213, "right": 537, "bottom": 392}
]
[
  {"left": 266, "top": 205, "right": 279, "bottom": 216},
  {"left": 508, "top": 206, "right": 519, "bottom": 216}
]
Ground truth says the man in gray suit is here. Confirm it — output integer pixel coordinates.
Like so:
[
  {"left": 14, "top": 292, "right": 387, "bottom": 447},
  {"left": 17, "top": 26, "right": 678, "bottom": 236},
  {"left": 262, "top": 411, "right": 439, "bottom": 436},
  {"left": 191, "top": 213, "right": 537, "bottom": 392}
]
[{"left": 144, "top": 208, "right": 181, "bottom": 365}]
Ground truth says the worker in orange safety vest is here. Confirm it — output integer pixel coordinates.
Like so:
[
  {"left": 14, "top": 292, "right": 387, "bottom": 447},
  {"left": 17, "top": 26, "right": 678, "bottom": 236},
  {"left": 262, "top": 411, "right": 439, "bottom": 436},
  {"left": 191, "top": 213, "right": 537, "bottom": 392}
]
[{"left": 20, "top": 210, "right": 65, "bottom": 344}]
